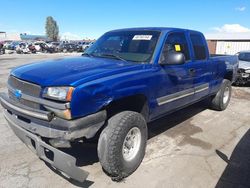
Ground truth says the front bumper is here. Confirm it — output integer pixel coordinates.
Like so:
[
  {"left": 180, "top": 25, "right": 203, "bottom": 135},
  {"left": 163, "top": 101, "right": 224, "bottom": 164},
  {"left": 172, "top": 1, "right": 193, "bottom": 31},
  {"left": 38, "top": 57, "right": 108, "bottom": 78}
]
[
  {"left": 0, "top": 92, "right": 107, "bottom": 182},
  {"left": 6, "top": 116, "right": 89, "bottom": 182},
  {"left": 235, "top": 72, "right": 250, "bottom": 85}
]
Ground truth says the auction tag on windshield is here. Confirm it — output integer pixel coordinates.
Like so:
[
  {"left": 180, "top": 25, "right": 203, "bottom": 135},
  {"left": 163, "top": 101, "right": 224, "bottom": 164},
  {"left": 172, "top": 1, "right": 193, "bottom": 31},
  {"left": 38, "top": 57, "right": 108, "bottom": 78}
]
[
  {"left": 175, "top": 44, "right": 181, "bottom": 52},
  {"left": 133, "top": 35, "right": 152, "bottom": 40}
]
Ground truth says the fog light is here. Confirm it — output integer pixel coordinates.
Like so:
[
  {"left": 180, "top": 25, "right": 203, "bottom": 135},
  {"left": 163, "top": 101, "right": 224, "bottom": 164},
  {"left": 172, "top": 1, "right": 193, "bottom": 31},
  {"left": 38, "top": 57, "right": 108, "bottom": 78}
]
[
  {"left": 63, "top": 109, "right": 72, "bottom": 120},
  {"left": 49, "top": 138, "right": 71, "bottom": 148}
]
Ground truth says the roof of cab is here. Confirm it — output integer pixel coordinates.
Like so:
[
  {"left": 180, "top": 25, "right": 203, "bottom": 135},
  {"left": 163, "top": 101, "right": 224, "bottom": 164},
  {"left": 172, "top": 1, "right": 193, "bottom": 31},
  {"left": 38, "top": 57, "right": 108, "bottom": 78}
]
[{"left": 108, "top": 27, "right": 201, "bottom": 33}]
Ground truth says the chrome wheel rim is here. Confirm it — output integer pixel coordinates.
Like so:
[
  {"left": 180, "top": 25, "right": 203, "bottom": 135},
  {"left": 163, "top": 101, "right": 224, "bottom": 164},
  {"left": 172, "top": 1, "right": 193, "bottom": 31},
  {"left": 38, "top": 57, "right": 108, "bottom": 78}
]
[
  {"left": 223, "top": 87, "right": 230, "bottom": 104},
  {"left": 122, "top": 127, "right": 141, "bottom": 162}
]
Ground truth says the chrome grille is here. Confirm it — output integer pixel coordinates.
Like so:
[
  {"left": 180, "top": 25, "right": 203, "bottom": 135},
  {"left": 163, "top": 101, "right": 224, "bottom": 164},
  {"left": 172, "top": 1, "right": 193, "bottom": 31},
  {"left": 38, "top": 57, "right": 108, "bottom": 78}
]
[
  {"left": 8, "top": 76, "right": 41, "bottom": 97},
  {"left": 8, "top": 76, "right": 41, "bottom": 109}
]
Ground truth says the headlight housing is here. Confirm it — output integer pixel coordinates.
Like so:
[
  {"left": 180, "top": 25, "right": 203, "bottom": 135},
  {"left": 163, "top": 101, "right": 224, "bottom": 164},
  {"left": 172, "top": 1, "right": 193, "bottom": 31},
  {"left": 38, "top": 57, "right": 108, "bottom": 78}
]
[{"left": 43, "top": 87, "right": 74, "bottom": 101}]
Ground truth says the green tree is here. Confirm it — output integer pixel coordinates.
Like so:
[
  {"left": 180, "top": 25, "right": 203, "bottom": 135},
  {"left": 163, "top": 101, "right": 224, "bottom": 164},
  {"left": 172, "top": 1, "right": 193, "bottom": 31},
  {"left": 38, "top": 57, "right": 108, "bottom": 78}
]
[{"left": 45, "top": 16, "right": 59, "bottom": 41}]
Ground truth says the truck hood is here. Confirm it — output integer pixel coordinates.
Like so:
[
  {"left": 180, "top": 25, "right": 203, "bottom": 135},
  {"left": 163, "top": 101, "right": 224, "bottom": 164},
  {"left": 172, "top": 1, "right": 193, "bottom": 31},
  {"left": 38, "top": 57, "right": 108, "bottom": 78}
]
[
  {"left": 11, "top": 56, "right": 143, "bottom": 87},
  {"left": 239, "top": 60, "right": 250, "bottom": 70}
]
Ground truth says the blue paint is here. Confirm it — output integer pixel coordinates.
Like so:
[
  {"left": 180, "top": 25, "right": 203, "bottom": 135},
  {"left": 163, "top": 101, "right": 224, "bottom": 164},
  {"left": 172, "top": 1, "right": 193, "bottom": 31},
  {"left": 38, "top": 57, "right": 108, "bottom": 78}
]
[{"left": 10, "top": 28, "right": 238, "bottom": 120}]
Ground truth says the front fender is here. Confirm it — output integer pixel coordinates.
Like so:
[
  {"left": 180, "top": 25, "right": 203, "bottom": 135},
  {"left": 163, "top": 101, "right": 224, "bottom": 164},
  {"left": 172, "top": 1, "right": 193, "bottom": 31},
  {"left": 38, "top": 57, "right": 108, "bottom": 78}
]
[{"left": 70, "top": 68, "right": 158, "bottom": 118}]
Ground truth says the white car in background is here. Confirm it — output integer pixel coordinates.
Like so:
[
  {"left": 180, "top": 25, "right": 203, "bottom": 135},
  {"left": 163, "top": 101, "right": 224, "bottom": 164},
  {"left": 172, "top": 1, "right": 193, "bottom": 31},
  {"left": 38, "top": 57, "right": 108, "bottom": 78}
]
[
  {"left": 82, "top": 41, "right": 94, "bottom": 51},
  {"left": 235, "top": 51, "right": 250, "bottom": 85},
  {"left": 33, "top": 41, "right": 46, "bottom": 52}
]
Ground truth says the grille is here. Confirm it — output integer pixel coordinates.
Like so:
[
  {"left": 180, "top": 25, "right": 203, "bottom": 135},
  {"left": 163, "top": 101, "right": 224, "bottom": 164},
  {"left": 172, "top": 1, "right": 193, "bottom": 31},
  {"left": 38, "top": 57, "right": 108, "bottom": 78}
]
[
  {"left": 8, "top": 76, "right": 41, "bottom": 97},
  {"left": 8, "top": 76, "right": 41, "bottom": 109}
]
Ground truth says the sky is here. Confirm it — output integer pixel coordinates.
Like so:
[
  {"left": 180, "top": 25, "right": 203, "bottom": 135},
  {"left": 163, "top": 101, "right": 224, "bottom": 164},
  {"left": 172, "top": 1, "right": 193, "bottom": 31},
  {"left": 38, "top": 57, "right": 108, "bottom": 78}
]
[{"left": 0, "top": 0, "right": 249, "bottom": 40}]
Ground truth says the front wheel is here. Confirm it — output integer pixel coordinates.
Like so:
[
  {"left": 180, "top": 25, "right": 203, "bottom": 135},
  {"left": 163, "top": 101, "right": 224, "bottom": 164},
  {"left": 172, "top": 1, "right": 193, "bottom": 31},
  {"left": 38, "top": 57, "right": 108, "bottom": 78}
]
[
  {"left": 210, "top": 79, "right": 232, "bottom": 111},
  {"left": 97, "top": 111, "right": 147, "bottom": 181}
]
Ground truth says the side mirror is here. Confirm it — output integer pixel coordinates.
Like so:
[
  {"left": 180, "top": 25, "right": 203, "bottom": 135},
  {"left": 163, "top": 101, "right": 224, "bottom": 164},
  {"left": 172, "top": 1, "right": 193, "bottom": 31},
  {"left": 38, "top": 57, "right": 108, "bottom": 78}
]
[{"left": 161, "top": 52, "right": 185, "bottom": 65}]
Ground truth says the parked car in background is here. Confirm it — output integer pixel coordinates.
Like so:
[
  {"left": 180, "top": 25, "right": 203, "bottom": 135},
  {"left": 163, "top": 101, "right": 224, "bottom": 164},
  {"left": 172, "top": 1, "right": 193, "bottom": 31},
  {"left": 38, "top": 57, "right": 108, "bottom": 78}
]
[
  {"left": 15, "top": 42, "right": 29, "bottom": 54},
  {"left": 0, "top": 42, "right": 5, "bottom": 55},
  {"left": 58, "top": 43, "right": 82, "bottom": 52},
  {"left": 235, "top": 51, "right": 250, "bottom": 85},
  {"left": 16, "top": 42, "right": 37, "bottom": 54},
  {"left": 3, "top": 40, "right": 12, "bottom": 49},
  {"left": 3, "top": 41, "right": 20, "bottom": 54},
  {"left": 7, "top": 41, "right": 20, "bottom": 50},
  {"left": 82, "top": 41, "right": 92, "bottom": 51},
  {"left": 40, "top": 43, "right": 55, "bottom": 53},
  {"left": 33, "top": 41, "right": 55, "bottom": 53},
  {"left": 47, "top": 41, "right": 60, "bottom": 48},
  {"left": 1, "top": 40, "right": 86, "bottom": 54},
  {"left": 28, "top": 43, "right": 37, "bottom": 54},
  {"left": 0, "top": 27, "right": 238, "bottom": 183},
  {"left": 33, "top": 41, "right": 45, "bottom": 52}
]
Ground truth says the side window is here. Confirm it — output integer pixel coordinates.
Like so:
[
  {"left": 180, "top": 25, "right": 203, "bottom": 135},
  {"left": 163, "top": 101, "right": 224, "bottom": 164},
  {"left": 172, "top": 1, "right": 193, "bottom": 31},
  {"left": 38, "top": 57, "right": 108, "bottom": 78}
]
[
  {"left": 160, "top": 32, "right": 190, "bottom": 63},
  {"left": 190, "top": 34, "right": 207, "bottom": 60}
]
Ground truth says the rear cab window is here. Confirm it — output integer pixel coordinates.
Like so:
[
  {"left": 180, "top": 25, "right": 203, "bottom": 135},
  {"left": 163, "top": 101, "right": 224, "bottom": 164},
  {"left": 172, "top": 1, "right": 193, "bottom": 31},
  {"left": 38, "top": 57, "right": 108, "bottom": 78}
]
[{"left": 190, "top": 33, "right": 207, "bottom": 60}]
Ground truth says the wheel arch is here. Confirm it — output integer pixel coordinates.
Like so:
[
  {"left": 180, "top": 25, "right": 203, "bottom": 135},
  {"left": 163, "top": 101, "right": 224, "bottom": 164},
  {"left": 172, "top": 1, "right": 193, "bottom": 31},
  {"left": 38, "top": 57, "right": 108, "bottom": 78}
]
[
  {"left": 224, "top": 70, "right": 234, "bottom": 82},
  {"left": 103, "top": 94, "right": 149, "bottom": 122}
]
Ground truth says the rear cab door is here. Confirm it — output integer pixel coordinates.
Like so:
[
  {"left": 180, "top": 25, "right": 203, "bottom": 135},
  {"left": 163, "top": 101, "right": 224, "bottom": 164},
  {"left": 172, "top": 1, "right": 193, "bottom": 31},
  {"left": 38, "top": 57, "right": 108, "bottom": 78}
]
[{"left": 186, "top": 31, "right": 211, "bottom": 99}]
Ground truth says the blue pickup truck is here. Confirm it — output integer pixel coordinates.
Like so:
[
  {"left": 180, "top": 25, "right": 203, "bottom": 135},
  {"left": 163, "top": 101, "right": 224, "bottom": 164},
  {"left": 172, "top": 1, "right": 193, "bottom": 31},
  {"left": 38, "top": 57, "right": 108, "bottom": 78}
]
[{"left": 0, "top": 27, "right": 238, "bottom": 182}]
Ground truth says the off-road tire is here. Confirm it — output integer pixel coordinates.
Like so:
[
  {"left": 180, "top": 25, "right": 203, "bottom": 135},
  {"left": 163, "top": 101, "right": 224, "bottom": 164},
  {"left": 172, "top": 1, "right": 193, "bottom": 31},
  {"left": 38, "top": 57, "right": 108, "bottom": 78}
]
[
  {"left": 211, "top": 79, "right": 232, "bottom": 111},
  {"left": 97, "top": 111, "right": 147, "bottom": 181}
]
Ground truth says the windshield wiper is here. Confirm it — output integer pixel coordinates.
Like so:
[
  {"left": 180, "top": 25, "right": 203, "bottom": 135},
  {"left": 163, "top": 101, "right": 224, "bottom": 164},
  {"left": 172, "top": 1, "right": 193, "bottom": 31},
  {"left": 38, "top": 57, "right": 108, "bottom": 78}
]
[{"left": 99, "top": 53, "right": 128, "bottom": 62}]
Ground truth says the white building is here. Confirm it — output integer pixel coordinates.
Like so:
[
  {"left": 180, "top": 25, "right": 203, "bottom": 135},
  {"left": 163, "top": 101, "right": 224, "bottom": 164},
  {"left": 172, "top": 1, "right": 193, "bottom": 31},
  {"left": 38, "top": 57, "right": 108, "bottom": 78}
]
[
  {"left": 205, "top": 33, "right": 250, "bottom": 55},
  {"left": 0, "top": 32, "right": 21, "bottom": 41}
]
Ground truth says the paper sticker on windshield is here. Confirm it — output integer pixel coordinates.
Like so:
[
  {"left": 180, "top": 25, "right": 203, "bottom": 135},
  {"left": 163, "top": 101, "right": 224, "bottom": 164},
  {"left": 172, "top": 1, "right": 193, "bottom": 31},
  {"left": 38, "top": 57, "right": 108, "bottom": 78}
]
[
  {"left": 133, "top": 35, "right": 152, "bottom": 40},
  {"left": 175, "top": 44, "right": 181, "bottom": 52}
]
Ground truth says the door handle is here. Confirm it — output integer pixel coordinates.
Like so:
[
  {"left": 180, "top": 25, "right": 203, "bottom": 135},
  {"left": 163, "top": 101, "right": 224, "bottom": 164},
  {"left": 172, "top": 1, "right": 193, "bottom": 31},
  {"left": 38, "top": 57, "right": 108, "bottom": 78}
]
[{"left": 189, "top": 68, "right": 196, "bottom": 75}]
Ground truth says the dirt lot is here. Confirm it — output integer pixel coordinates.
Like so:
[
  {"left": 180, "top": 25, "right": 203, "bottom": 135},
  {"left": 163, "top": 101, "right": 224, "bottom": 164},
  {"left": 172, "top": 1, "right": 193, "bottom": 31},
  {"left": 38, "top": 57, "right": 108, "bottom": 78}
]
[{"left": 0, "top": 54, "right": 250, "bottom": 188}]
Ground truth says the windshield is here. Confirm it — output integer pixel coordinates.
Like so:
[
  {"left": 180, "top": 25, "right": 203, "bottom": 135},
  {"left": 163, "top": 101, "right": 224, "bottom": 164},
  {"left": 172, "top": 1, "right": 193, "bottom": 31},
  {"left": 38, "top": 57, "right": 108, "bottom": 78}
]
[
  {"left": 238, "top": 52, "right": 250, "bottom": 62},
  {"left": 84, "top": 30, "right": 160, "bottom": 62}
]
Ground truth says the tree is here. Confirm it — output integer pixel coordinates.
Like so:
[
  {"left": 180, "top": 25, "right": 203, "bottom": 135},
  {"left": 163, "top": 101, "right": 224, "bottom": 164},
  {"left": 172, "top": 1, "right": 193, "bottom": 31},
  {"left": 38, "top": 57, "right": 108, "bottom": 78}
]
[{"left": 45, "top": 16, "right": 59, "bottom": 41}]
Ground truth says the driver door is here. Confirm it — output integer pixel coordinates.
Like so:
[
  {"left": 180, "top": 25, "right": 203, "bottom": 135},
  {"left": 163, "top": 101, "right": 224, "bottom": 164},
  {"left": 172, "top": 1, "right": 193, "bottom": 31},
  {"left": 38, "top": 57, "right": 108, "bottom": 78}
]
[{"left": 153, "top": 32, "right": 195, "bottom": 117}]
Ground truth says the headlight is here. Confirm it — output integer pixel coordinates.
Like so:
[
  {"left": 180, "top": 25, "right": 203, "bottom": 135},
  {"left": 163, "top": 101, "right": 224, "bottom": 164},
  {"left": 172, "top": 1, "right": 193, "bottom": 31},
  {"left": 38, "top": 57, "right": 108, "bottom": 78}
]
[
  {"left": 242, "top": 73, "right": 250, "bottom": 78},
  {"left": 245, "top": 69, "right": 250, "bottom": 74},
  {"left": 43, "top": 87, "right": 74, "bottom": 101}
]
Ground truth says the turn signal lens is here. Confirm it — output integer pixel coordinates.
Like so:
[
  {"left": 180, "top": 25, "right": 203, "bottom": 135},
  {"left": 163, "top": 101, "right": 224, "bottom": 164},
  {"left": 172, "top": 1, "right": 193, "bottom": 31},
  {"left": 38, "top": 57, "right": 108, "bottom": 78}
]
[{"left": 66, "top": 87, "right": 74, "bottom": 101}]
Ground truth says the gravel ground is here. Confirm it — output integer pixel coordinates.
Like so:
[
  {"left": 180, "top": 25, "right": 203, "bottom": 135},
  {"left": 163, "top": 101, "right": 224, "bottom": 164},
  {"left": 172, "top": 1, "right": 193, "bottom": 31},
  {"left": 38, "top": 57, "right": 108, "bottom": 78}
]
[{"left": 0, "top": 54, "right": 250, "bottom": 188}]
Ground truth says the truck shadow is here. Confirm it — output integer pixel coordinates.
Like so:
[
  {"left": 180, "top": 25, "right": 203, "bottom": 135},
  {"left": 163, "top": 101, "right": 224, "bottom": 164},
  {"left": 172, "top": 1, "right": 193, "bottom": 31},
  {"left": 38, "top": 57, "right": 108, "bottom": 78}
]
[
  {"left": 215, "top": 129, "right": 250, "bottom": 188},
  {"left": 147, "top": 99, "right": 209, "bottom": 139}
]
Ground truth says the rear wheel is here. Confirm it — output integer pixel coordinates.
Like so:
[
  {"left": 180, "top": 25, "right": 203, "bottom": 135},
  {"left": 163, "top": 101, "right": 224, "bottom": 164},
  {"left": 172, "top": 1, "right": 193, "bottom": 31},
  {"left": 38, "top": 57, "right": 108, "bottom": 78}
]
[
  {"left": 210, "top": 79, "right": 232, "bottom": 111},
  {"left": 97, "top": 111, "right": 147, "bottom": 181}
]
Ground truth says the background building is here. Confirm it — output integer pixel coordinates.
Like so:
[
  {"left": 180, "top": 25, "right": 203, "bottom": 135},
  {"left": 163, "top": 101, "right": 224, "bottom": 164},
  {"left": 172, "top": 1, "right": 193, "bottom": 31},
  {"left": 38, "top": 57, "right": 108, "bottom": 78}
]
[
  {"left": 20, "top": 33, "right": 47, "bottom": 41},
  {"left": 206, "top": 33, "right": 250, "bottom": 55},
  {"left": 0, "top": 32, "right": 20, "bottom": 41}
]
